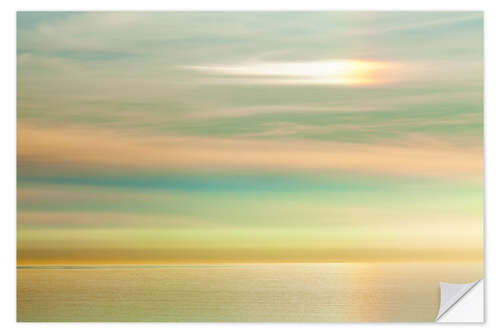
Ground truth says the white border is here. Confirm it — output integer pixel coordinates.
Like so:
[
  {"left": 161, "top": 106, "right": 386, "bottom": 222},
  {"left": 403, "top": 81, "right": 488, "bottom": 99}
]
[
  {"left": 4, "top": 1, "right": 496, "bottom": 11},
  {"left": 2, "top": 1, "right": 499, "bottom": 331}
]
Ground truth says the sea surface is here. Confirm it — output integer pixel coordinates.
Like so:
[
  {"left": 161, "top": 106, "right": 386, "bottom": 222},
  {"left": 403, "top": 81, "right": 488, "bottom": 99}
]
[{"left": 17, "top": 262, "right": 483, "bottom": 322}]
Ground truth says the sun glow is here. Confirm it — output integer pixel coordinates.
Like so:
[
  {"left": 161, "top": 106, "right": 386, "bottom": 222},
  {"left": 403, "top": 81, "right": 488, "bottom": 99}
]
[{"left": 184, "top": 60, "right": 392, "bottom": 85}]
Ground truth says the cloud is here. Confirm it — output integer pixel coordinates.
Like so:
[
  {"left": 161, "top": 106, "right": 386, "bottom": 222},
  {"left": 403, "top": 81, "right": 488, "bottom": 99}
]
[
  {"left": 182, "top": 59, "right": 482, "bottom": 87},
  {"left": 185, "top": 104, "right": 384, "bottom": 119},
  {"left": 182, "top": 60, "right": 394, "bottom": 86},
  {"left": 18, "top": 123, "right": 482, "bottom": 181},
  {"left": 346, "top": 12, "right": 482, "bottom": 36},
  {"left": 243, "top": 113, "right": 482, "bottom": 138}
]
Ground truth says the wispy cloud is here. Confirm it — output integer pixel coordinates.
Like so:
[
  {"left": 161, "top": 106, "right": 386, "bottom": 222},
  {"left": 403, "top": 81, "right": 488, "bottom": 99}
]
[
  {"left": 182, "top": 60, "right": 394, "bottom": 86},
  {"left": 18, "top": 123, "right": 482, "bottom": 181},
  {"left": 182, "top": 58, "right": 482, "bottom": 86}
]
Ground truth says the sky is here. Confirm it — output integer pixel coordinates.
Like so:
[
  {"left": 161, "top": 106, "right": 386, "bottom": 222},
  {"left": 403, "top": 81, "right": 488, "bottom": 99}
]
[{"left": 17, "top": 12, "right": 483, "bottom": 265}]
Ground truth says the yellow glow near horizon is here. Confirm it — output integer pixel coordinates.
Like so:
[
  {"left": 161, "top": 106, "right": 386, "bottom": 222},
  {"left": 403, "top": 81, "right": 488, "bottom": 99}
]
[{"left": 184, "top": 60, "right": 392, "bottom": 85}]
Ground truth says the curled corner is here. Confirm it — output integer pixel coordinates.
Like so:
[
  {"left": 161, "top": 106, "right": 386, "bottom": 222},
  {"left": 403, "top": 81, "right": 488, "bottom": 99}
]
[{"left": 436, "top": 278, "right": 484, "bottom": 323}]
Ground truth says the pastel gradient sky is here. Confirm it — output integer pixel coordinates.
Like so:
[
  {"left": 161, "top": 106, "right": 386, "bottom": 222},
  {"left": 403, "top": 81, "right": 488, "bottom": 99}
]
[{"left": 17, "top": 12, "right": 483, "bottom": 265}]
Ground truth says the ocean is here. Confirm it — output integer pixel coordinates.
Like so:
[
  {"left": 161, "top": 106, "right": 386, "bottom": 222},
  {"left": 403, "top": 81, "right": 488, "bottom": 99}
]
[{"left": 17, "top": 262, "right": 482, "bottom": 322}]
